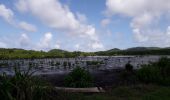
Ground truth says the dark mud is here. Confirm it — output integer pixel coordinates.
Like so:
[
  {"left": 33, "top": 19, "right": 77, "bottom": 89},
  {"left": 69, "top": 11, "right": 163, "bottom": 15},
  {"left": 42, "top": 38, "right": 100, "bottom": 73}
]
[{"left": 38, "top": 69, "right": 124, "bottom": 87}]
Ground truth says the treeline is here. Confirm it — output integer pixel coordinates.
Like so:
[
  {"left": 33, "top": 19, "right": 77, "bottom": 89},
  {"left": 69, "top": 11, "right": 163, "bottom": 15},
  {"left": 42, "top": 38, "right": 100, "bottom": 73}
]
[
  {"left": 95, "top": 48, "right": 170, "bottom": 56},
  {"left": 0, "top": 47, "right": 170, "bottom": 59},
  {"left": 0, "top": 48, "right": 95, "bottom": 60}
]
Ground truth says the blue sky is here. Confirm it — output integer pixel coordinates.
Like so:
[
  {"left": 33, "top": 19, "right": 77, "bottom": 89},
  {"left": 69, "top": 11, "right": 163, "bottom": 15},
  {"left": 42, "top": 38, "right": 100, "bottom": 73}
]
[{"left": 0, "top": 0, "right": 170, "bottom": 51}]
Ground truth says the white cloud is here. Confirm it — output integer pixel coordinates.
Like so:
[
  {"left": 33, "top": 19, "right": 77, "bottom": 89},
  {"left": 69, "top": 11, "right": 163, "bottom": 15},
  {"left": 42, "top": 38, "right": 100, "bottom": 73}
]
[
  {"left": 75, "top": 44, "right": 80, "bottom": 50},
  {"left": 88, "top": 41, "right": 104, "bottom": 50},
  {"left": 16, "top": 0, "right": 104, "bottom": 50},
  {"left": 16, "top": 0, "right": 80, "bottom": 31},
  {"left": 130, "top": 13, "right": 153, "bottom": 29},
  {"left": 133, "top": 29, "right": 148, "bottom": 42},
  {"left": 106, "top": 0, "right": 147, "bottom": 17},
  {"left": 101, "top": 18, "right": 111, "bottom": 27},
  {"left": 83, "top": 25, "right": 98, "bottom": 41},
  {"left": 19, "top": 21, "right": 37, "bottom": 32},
  {"left": 36, "top": 32, "right": 53, "bottom": 50},
  {"left": 105, "top": 0, "right": 170, "bottom": 47},
  {"left": 53, "top": 41, "right": 60, "bottom": 49},
  {"left": 72, "top": 41, "right": 104, "bottom": 52},
  {"left": 19, "top": 33, "right": 30, "bottom": 47},
  {"left": 54, "top": 44, "right": 60, "bottom": 49},
  {"left": 0, "top": 4, "right": 14, "bottom": 23},
  {"left": 0, "top": 4, "right": 37, "bottom": 33},
  {"left": 166, "top": 26, "right": 170, "bottom": 35},
  {"left": 105, "top": 0, "right": 170, "bottom": 17}
]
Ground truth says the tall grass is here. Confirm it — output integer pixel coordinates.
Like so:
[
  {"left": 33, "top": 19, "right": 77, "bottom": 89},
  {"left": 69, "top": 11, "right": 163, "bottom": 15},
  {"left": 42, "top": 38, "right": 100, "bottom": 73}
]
[{"left": 0, "top": 66, "right": 54, "bottom": 100}]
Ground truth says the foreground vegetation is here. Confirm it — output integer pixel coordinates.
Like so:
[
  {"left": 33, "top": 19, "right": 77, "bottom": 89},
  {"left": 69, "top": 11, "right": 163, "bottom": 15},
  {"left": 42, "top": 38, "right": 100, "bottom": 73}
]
[
  {"left": 1, "top": 57, "right": 170, "bottom": 100},
  {"left": 60, "top": 57, "right": 170, "bottom": 100},
  {"left": 64, "top": 67, "right": 93, "bottom": 88},
  {"left": 0, "top": 67, "right": 55, "bottom": 100},
  {"left": 137, "top": 57, "right": 170, "bottom": 85}
]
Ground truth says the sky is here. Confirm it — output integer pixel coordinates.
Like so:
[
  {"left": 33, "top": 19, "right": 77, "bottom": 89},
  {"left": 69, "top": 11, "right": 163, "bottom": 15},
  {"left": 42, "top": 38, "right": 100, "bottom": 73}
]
[{"left": 0, "top": 0, "right": 170, "bottom": 51}]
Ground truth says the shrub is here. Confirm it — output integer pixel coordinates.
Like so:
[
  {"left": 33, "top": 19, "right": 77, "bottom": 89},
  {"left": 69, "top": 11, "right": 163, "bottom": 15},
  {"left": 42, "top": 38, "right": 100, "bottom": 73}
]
[
  {"left": 120, "top": 63, "right": 137, "bottom": 85},
  {"left": 125, "top": 62, "right": 133, "bottom": 72},
  {"left": 137, "top": 57, "right": 170, "bottom": 85},
  {"left": 0, "top": 66, "right": 54, "bottom": 100},
  {"left": 64, "top": 67, "right": 93, "bottom": 88}
]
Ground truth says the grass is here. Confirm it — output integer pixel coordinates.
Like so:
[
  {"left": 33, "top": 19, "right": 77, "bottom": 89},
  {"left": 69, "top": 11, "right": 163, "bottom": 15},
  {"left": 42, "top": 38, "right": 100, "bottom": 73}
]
[
  {"left": 56, "top": 84, "right": 170, "bottom": 100},
  {"left": 1, "top": 72, "right": 170, "bottom": 100},
  {"left": 0, "top": 66, "right": 55, "bottom": 100}
]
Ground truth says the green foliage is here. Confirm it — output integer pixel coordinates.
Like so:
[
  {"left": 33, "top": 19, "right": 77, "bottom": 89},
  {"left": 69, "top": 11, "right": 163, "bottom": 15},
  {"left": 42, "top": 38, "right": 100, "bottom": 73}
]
[
  {"left": 120, "top": 63, "right": 137, "bottom": 85},
  {"left": 0, "top": 66, "right": 54, "bottom": 100},
  {"left": 95, "top": 47, "right": 170, "bottom": 56},
  {"left": 0, "top": 48, "right": 95, "bottom": 59},
  {"left": 137, "top": 57, "right": 170, "bottom": 85},
  {"left": 1, "top": 47, "right": 170, "bottom": 59},
  {"left": 125, "top": 62, "right": 133, "bottom": 71},
  {"left": 64, "top": 67, "right": 93, "bottom": 88}
]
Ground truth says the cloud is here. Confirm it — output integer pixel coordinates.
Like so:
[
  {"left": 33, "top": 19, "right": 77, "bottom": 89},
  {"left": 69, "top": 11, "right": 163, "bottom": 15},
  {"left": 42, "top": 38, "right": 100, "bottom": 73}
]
[
  {"left": 105, "top": 0, "right": 170, "bottom": 47},
  {"left": 15, "top": 0, "right": 28, "bottom": 13},
  {"left": 105, "top": 0, "right": 170, "bottom": 17},
  {"left": 74, "top": 44, "right": 80, "bottom": 50},
  {"left": 54, "top": 41, "right": 61, "bottom": 49},
  {"left": 0, "top": 4, "right": 37, "bottom": 32},
  {"left": 0, "top": 4, "right": 14, "bottom": 23},
  {"left": 72, "top": 41, "right": 104, "bottom": 52},
  {"left": 54, "top": 44, "right": 60, "bottom": 49},
  {"left": 1, "top": 32, "right": 58, "bottom": 51},
  {"left": 88, "top": 41, "right": 104, "bottom": 50},
  {"left": 16, "top": 0, "right": 81, "bottom": 32},
  {"left": 166, "top": 26, "right": 170, "bottom": 35},
  {"left": 130, "top": 13, "right": 153, "bottom": 29},
  {"left": 133, "top": 29, "right": 148, "bottom": 42},
  {"left": 101, "top": 18, "right": 111, "bottom": 27},
  {"left": 19, "top": 21, "right": 37, "bottom": 32},
  {"left": 76, "top": 12, "right": 87, "bottom": 23},
  {"left": 19, "top": 33, "right": 31, "bottom": 47},
  {"left": 36, "top": 32, "right": 53, "bottom": 50},
  {"left": 16, "top": 0, "right": 104, "bottom": 50}
]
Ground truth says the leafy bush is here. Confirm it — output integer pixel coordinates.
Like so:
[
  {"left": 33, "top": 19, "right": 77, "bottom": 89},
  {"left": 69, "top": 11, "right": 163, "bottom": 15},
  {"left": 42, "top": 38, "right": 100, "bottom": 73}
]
[
  {"left": 0, "top": 66, "right": 54, "bottom": 100},
  {"left": 137, "top": 57, "right": 170, "bottom": 85},
  {"left": 120, "top": 63, "right": 137, "bottom": 85},
  {"left": 64, "top": 67, "right": 93, "bottom": 88},
  {"left": 125, "top": 62, "right": 133, "bottom": 71}
]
